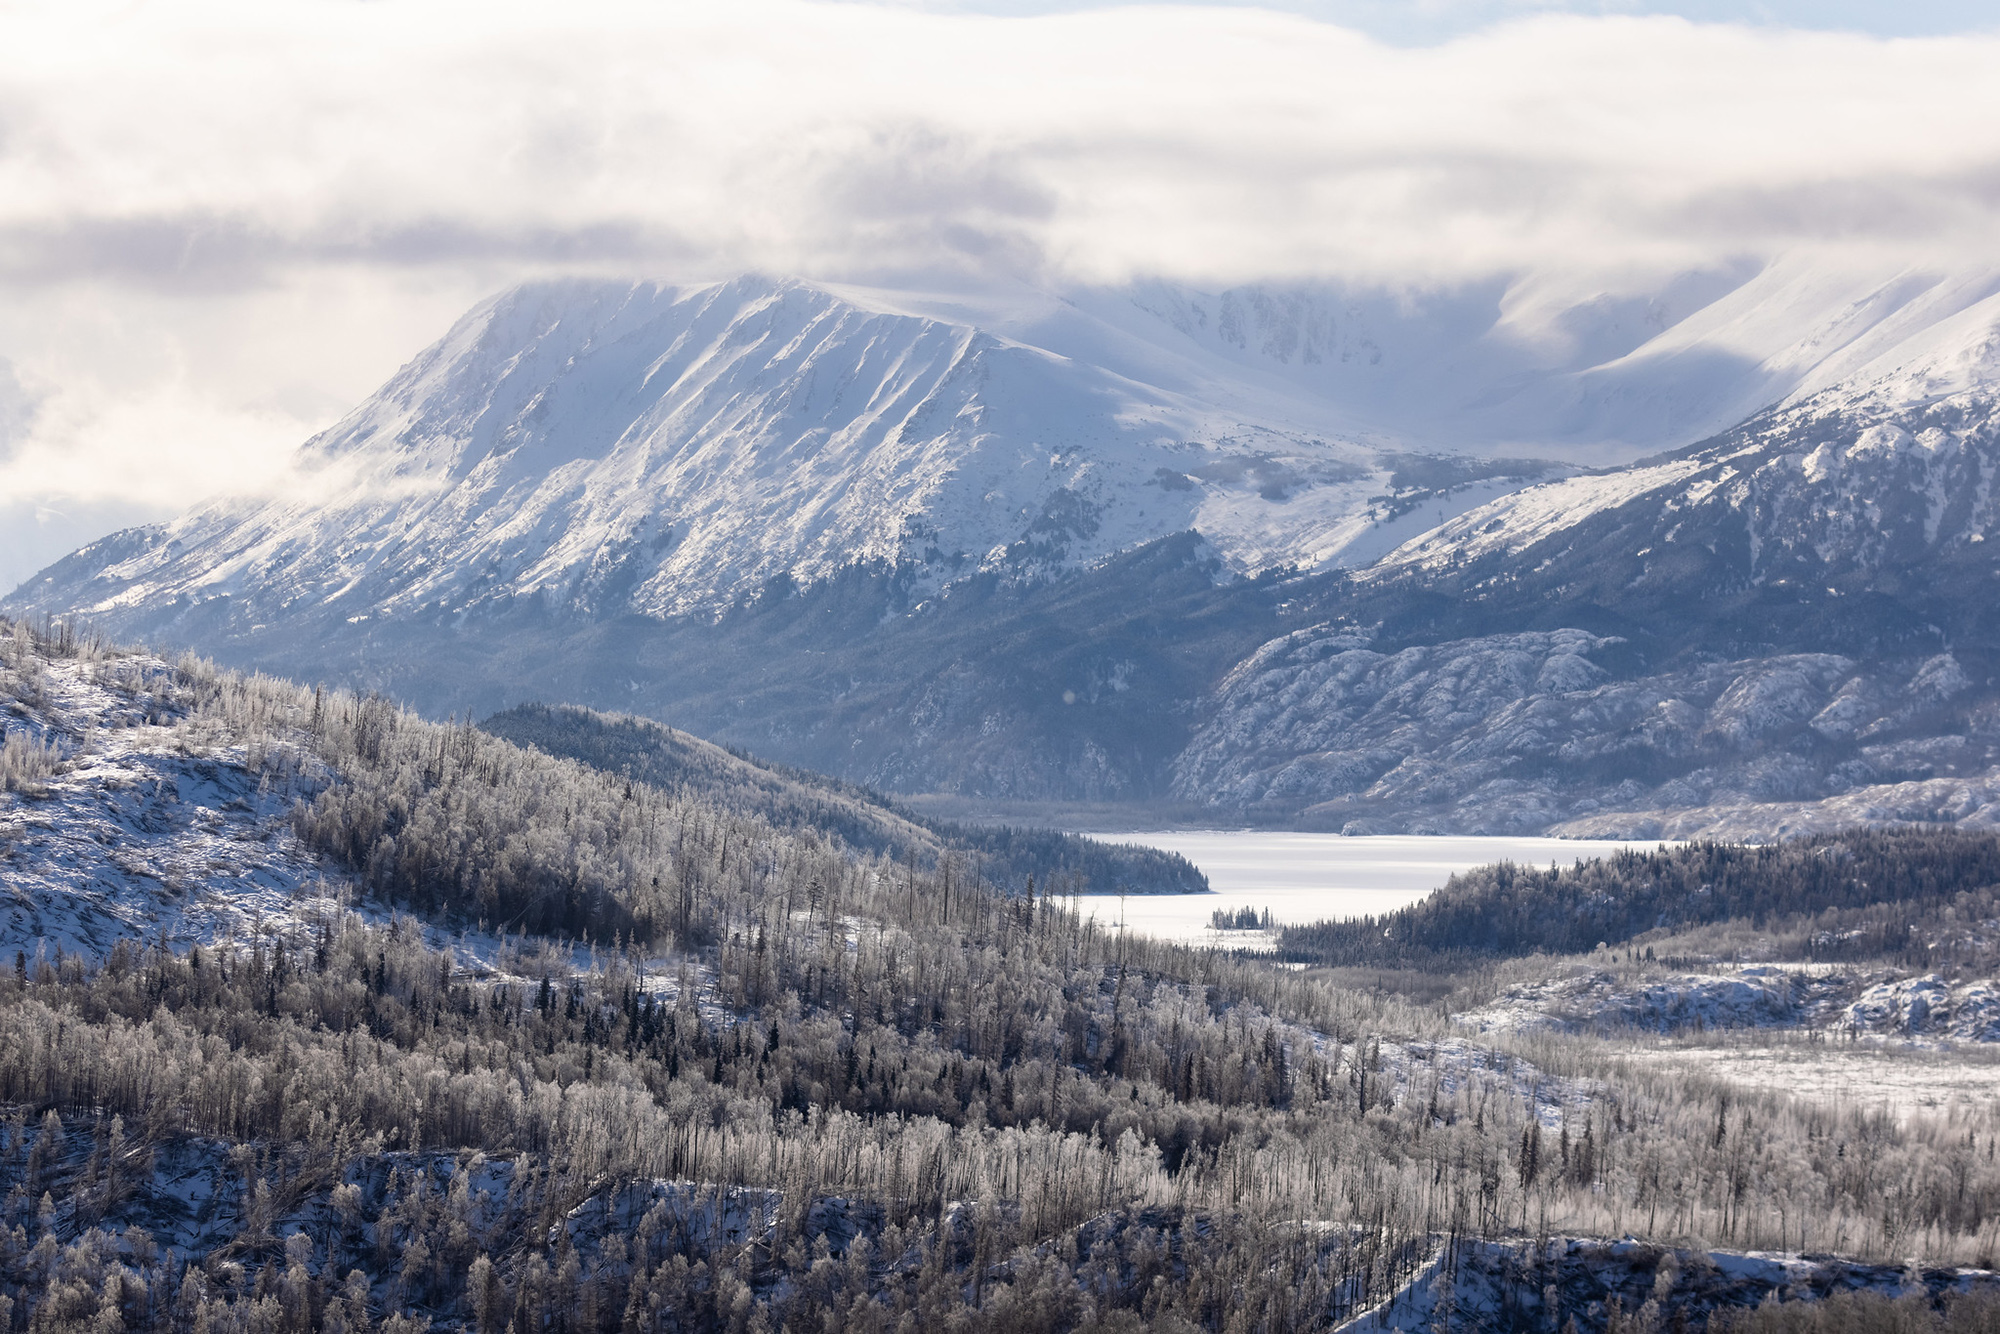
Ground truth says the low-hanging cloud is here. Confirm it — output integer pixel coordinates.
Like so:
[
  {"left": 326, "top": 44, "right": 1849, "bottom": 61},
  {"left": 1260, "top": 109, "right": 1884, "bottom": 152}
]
[{"left": 1, "top": 0, "right": 1998, "bottom": 590}]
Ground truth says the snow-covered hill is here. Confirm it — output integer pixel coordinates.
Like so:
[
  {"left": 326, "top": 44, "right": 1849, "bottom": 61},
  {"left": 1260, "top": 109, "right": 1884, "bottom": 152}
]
[{"left": 0, "top": 633, "right": 345, "bottom": 957}]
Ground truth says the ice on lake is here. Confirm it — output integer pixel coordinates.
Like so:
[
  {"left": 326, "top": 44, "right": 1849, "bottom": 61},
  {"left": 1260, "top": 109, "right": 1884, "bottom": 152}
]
[{"left": 1074, "top": 831, "right": 1667, "bottom": 948}]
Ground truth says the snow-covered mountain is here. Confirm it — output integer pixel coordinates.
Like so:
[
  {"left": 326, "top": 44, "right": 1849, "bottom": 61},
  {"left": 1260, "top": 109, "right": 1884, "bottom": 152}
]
[
  {"left": 1371, "top": 270, "right": 2000, "bottom": 584},
  {"left": 19, "top": 260, "right": 2000, "bottom": 633},
  {"left": 12, "top": 260, "right": 2000, "bottom": 831},
  {"left": 1107, "top": 256, "right": 2000, "bottom": 458},
  {"left": 1165, "top": 291, "right": 2000, "bottom": 833},
  {"left": 8, "top": 275, "right": 1446, "bottom": 629}
]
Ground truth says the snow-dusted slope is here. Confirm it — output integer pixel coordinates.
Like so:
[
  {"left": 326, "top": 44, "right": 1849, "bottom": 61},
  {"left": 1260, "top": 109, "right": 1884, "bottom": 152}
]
[
  {"left": 1171, "top": 618, "right": 2000, "bottom": 834},
  {"left": 0, "top": 642, "right": 347, "bottom": 957},
  {"left": 1463, "top": 964, "right": 2000, "bottom": 1044}
]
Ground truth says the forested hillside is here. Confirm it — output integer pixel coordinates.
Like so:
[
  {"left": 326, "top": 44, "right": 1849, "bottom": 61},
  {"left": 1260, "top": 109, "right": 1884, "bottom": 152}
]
[
  {"left": 1280, "top": 830, "right": 2000, "bottom": 970},
  {"left": 4, "top": 617, "right": 2000, "bottom": 1332},
  {"left": 479, "top": 703, "right": 1206, "bottom": 896}
]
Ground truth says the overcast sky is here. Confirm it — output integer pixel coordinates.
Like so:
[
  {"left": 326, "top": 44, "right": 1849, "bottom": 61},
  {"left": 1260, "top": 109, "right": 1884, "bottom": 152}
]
[{"left": 2, "top": 0, "right": 1998, "bottom": 591}]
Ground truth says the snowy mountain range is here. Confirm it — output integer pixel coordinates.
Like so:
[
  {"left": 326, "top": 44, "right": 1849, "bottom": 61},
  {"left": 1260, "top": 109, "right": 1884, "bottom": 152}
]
[
  {"left": 12, "top": 259, "right": 2000, "bottom": 833},
  {"left": 3, "top": 273, "right": 1526, "bottom": 625}
]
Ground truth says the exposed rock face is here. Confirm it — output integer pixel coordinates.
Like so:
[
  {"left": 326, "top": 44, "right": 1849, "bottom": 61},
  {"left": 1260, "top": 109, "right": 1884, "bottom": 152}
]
[
  {"left": 1174, "top": 622, "right": 1997, "bottom": 834},
  {"left": 1344, "top": 1236, "right": 2000, "bottom": 1334}
]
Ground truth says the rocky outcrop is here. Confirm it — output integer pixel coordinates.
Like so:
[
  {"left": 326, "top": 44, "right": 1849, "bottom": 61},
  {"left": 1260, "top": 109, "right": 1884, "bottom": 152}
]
[
  {"left": 1341, "top": 1236, "right": 2000, "bottom": 1334},
  {"left": 1174, "top": 623, "right": 1997, "bottom": 834}
]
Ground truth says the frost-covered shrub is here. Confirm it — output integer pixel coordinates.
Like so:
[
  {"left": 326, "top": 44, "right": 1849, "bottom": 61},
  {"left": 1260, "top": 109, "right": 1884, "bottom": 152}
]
[{"left": 0, "top": 728, "right": 62, "bottom": 794}]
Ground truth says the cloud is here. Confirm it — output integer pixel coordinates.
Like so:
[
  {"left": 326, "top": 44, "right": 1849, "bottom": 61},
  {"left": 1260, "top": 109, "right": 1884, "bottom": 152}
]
[
  {"left": 0, "top": 358, "right": 37, "bottom": 463},
  {"left": 898, "top": 0, "right": 2000, "bottom": 46},
  {"left": 7, "top": 2, "right": 1997, "bottom": 288},
  {"left": 0, "top": 0, "right": 1998, "bottom": 567}
]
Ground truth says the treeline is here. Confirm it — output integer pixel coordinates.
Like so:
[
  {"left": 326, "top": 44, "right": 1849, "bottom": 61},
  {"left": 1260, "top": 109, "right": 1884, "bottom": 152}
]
[
  {"left": 480, "top": 702, "right": 1207, "bottom": 897},
  {"left": 1280, "top": 829, "right": 2000, "bottom": 968}
]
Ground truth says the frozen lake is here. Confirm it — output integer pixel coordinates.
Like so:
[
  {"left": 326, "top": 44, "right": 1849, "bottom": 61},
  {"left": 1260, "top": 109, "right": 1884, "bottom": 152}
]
[{"left": 1075, "top": 832, "right": 1666, "bottom": 948}]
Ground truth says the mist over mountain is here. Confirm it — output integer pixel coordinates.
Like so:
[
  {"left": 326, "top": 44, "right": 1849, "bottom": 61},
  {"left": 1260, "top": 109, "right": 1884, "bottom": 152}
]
[{"left": 12, "top": 259, "right": 2000, "bottom": 834}]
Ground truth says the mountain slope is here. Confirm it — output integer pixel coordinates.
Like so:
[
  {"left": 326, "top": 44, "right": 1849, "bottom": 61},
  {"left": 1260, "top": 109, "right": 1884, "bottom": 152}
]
[{"left": 1371, "top": 281, "right": 2000, "bottom": 602}]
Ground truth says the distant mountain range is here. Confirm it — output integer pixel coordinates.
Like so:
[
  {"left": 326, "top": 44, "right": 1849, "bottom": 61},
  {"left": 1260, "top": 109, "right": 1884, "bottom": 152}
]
[{"left": 11, "top": 261, "right": 2000, "bottom": 836}]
